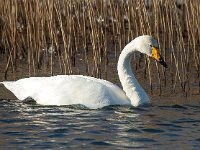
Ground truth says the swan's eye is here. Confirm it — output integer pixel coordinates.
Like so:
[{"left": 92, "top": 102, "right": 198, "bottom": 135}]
[{"left": 150, "top": 44, "right": 159, "bottom": 50}]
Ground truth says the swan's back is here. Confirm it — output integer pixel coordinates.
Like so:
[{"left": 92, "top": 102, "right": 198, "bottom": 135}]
[{"left": 1, "top": 75, "right": 130, "bottom": 109}]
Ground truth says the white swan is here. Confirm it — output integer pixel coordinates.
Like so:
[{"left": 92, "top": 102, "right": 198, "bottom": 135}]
[{"left": 1, "top": 35, "right": 167, "bottom": 109}]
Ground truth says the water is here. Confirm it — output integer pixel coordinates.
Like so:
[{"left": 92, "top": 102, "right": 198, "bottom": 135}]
[{"left": 0, "top": 99, "right": 200, "bottom": 150}]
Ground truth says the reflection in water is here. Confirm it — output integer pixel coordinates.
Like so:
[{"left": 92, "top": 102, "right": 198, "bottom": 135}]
[{"left": 0, "top": 99, "right": 200, "bottom": 149}]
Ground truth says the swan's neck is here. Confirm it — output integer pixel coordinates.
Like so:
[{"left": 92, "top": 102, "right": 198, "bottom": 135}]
[{"left": 117, "top": 42, "right": 150, "bottom": 106}]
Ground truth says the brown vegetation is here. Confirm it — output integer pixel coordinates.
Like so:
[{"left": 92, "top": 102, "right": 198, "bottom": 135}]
[{"left": 0, "top": 0, "right": 199, "bottom": 96}]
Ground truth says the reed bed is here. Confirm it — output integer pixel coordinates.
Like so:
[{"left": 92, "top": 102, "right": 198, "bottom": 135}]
[{"left": 0, "top": 0, "right": 199, "bottom": 96}]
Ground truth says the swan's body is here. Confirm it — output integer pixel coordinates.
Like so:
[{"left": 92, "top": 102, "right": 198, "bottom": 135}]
[
  {"left": 2, "top": 75, "right": 131, "bottom": 109},
  {"left": 1, "top": 35, "right": 167, "bottom": 109}
]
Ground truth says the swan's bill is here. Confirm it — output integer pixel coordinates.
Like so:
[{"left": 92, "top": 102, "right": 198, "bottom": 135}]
[
  {"left": 158, "top": 55, "right": 168, "bottom": 68},
  {"left": 152, "top": 46, "right": 168, "bottom": 68}
]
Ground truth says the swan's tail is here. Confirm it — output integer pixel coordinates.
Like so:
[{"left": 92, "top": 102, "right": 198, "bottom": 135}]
[
  {"left": 1, "top": 81, "right": 14, "bottom": 91},
  {"left": 1, "top": 81, "right": 27, "bottom": 100}
]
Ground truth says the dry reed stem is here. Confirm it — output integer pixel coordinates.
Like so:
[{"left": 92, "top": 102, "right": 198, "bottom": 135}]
[{"left": 0, "top": 0, "right": 200, "bottom": 96}]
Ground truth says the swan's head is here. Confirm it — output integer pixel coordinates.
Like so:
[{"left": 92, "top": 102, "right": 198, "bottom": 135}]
[{"left": 134, "top": 35, "right": 168, "bottom": 68}]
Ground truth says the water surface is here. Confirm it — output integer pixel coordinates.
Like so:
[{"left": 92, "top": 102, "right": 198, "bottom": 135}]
[{"left": 0, "top": 99, "right": 200, "bottom": 149}]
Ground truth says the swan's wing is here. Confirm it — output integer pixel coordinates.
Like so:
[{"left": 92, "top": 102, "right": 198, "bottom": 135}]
[
  {"left": 56, "top": 75, "right": 131, "bottom": 106},
  {"left": 80, "top": 76, "right": 130, "bottom": 104}
]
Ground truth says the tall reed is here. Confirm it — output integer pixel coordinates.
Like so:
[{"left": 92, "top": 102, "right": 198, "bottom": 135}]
[{"left": 0, "top": 0, "right": 199, "bottom": 96}]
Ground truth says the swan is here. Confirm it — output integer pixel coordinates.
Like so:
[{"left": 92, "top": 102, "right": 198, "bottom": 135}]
[{"left": 1, "top": 35, "right": 168, "bottom": 109}]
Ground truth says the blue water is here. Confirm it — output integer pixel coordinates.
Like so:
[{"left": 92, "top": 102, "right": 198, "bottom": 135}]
[{"left": 0, "top": 99, "right": 200, "bottom": 149}]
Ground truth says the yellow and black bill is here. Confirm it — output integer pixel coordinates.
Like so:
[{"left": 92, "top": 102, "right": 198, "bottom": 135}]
[{"left": 152, "top": 46, "right": 168, "bottom": 68}]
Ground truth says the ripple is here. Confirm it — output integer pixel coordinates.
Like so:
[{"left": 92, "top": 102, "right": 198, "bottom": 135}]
[
  {"left": 48, "top": 133, "right": 66, "bottom": 138},
  {"left": 171, "top": 105, "right": 188, "bottom": 109},
  {"left": 194, "top": 138, "right": 200, "bottom": 141},
  {"left": 9, "top": 141, "right": 28, "bottom": 145},
  {"left": 158, "top": 105, "right": 188, "bottom": 110},
  {"left": 3, "top": 131, "right": 27, "bottom": 136},
  {"left": 173, "top": 118, "right": 200, "bottom": 124},
  {"left": 75, "top": 137, "right": 94, "bottom": 142},
  {"left": 1, "top": 99, "right": 200, "bottom": 149},
  {"left": 130, "top": 138, "right": 157, "bottom": 143},
  {"left": 164, "top": 133, "right": 180, "bottom": 137},
  {"left": 91, "top": 141, "right": 112, "bottom": 146},
  {"left": 142, "top": 128, "right": 165, "bottom": 133},
  {"left": 156, "top": 123, "right": 173, "bottom": 126},
  {"left": 53, "top": 128, "right": 69, "bottom": 133},
  {"left": 126, "top": 128, "right": 141, "bottom": 133}
]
